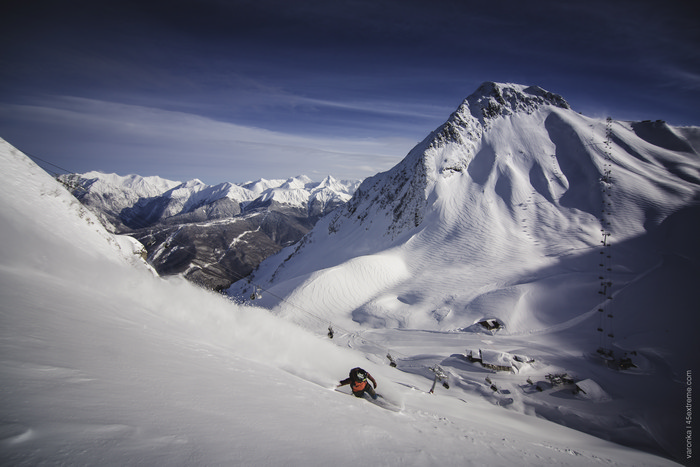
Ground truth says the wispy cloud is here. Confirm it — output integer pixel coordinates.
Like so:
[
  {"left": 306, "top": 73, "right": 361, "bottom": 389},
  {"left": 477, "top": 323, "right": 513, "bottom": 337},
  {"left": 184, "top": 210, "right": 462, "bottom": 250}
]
[
  {"left": 0, "top": 96, "right": 416, "bottom": 183},
  {"left": 290, "top": 96, "right": 452, "bottom": 121},
  {"left": 656, "top": 67, "right": 700, "bottom": 92}
]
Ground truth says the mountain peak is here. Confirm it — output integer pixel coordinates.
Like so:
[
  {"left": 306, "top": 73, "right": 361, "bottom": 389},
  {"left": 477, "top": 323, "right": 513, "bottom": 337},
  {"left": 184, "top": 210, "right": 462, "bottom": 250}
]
[
  {"left": 325, "top": 83, "right": 573, "bottom": 243},
  {"left": 465, "top": 82, "right": 570, "bottom": 121},
  {"left": 427, "top": 82, "right": 570, "bottom": 152}
]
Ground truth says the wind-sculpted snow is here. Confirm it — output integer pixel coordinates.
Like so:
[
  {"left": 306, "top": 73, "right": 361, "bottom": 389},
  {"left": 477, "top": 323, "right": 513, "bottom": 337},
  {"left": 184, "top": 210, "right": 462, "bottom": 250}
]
[{"left": 275, "top": 252, "right": 412, "bottom": 329}]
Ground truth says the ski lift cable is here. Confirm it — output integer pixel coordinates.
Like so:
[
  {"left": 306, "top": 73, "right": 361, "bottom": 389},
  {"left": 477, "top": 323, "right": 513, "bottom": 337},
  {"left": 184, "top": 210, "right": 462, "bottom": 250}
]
[
  {"left": 23, "top": 150, "right": 75, "bottom": 176},
  {"left": 595, "top": 118, "right": 616, "bottom": 355}
]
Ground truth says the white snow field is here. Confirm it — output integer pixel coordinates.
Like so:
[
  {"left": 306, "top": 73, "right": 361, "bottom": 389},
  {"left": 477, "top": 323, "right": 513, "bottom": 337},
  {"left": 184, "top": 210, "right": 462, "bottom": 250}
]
[
  {"left": 230, "top": 83, "right": 700, "bottom": 465},
  {"left": 0, "top": 132, "right": 687, "bottom": 463}
]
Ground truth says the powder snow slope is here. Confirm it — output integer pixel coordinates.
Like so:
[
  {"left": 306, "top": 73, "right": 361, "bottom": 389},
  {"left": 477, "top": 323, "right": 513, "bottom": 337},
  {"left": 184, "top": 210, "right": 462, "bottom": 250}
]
[
  {"left": 229, "top": 82, "right": 700, "bottom": 462},
  {"left": 0, "top": 139, "right": 681, "bottom": 463}
]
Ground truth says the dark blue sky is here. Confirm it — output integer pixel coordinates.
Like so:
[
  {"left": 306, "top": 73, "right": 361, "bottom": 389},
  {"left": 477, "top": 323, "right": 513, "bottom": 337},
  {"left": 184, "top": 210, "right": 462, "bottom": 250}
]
[{"left": 1, "top": 0, "right": 698, "bottom": 184}]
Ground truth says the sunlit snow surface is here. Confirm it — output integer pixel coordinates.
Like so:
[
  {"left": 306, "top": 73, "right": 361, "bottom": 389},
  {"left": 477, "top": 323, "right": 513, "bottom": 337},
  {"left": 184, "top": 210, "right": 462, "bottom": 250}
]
[{"left": 0, "top": 106, "right": 694, "bottom": 467}]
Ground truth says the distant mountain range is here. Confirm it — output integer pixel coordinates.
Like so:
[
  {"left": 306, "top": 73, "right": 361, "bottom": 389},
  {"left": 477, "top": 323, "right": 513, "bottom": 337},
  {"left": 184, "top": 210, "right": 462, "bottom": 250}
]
[{"left": 59, "top": 172, "right": 360, "bottom": 290}]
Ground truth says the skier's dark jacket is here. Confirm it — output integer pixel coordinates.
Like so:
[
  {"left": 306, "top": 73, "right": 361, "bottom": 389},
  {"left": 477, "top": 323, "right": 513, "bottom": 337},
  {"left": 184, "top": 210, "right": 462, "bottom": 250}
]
[{"left": 338, "top": 367, "right": 377, "bottom": 394}]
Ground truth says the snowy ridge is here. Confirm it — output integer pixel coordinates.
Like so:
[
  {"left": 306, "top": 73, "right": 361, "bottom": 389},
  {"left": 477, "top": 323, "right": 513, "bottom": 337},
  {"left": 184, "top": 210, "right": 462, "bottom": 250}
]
[
  {"left": 75, "top": 170, "right": 180, "bottom": 196},
  {"left": 1, "top": 137, "right": 678, "bottom": 465},
  {"left": 465, "top": 82, "right": 570, "bottom": 122},
  {"left": 60, "top": 171, "right": 181, "bottom": 231}
]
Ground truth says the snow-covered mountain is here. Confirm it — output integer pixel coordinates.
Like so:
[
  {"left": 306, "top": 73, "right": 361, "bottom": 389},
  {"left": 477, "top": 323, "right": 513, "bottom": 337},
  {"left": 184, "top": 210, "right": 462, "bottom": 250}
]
[
  {"left": 0, "top": 134, "right": 680, "bottom": 466},
  {"left": 60, "top": 171, "right": 360, "bottom": 290},
  {"left": 229, "top": 82, "right": 700, "bottom": 460},
  {"left": 232, "top": 81, "right": 699, "bottom": 330}
]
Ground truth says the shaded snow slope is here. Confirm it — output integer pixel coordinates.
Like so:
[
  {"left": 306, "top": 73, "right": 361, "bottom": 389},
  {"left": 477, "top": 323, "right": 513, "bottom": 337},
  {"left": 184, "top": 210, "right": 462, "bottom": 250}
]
[{"left": 0, "top": 141, "right": 681, "bottom": 464}]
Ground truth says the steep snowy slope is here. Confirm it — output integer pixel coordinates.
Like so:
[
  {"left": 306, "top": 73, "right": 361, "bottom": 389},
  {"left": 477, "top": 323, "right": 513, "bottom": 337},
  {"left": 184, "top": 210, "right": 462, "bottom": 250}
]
[
  {"left": 1, "top": 151, "right": 152, "bottom": 272},
  {"left": 1, "top": 140, "right": 677, "bottom": 465}
]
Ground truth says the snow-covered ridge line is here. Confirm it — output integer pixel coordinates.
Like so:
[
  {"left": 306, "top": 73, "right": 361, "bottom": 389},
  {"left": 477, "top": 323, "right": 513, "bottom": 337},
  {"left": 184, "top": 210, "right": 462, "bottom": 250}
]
[{"left": 60, "top": 172, "right": 361, "bottom": 232}]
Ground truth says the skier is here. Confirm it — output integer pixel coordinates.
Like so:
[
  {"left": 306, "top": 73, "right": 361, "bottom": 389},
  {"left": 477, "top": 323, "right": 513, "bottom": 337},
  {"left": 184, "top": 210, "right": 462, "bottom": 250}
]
[{"left": 338, "top": 367, "right": 378, "bottom": 399}]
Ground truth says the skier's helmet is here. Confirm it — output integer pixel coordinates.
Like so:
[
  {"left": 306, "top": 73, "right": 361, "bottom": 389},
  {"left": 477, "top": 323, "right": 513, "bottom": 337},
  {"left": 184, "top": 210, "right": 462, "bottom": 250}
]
[{"left": 356, "top": 371, "right": 367, "bottom": 381}]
